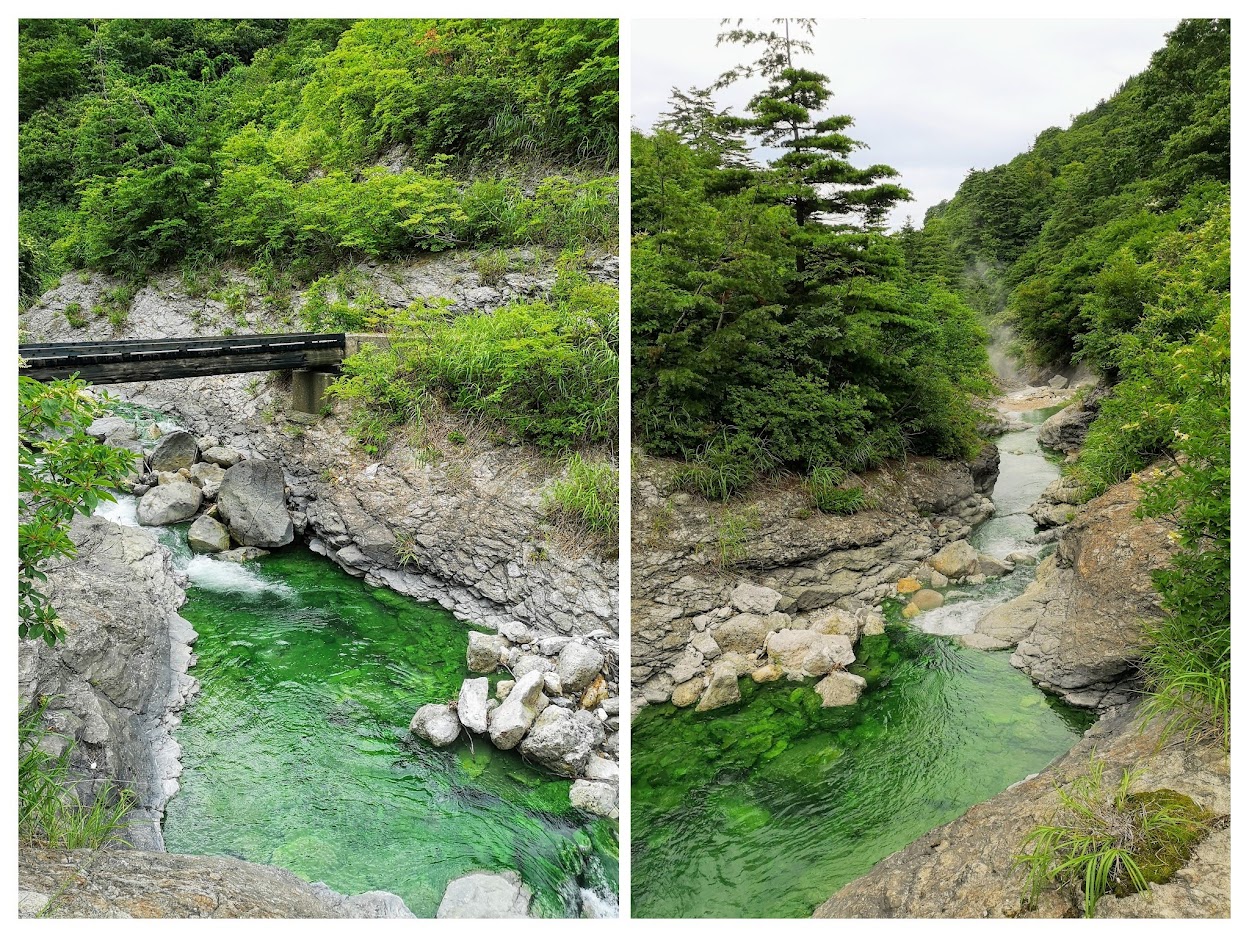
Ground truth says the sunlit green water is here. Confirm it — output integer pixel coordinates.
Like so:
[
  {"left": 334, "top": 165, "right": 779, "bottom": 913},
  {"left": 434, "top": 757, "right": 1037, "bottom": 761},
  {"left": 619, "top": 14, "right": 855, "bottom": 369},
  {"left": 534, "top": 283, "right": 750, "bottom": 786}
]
[
  {"left": 632, "top": 402, "right": 1090, "bottom": 918},
  {"left": 160, "top": 544, "right": 617, "bottom": 917}
]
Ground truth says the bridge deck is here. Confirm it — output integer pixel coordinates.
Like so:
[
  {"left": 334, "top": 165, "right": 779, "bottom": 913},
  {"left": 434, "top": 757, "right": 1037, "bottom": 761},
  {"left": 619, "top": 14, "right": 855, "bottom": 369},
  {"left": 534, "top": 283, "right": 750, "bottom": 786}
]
[{"left": 18, "top": 333, "right": 346, "bottom": 384}]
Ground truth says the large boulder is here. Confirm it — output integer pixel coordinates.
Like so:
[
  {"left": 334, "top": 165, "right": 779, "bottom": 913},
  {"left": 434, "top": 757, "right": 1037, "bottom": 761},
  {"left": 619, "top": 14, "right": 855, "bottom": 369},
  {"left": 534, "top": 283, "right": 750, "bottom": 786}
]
[
  {"left": 136, "top": 481, "right": 202, "bottom": 526},
  {"left": 148, "top": 430, "right": 199, "bottom": 473},
  {"left": 557, "top": 642, "right": 604, "bottom": 694},
  {"left": 710, "top": 612, "right": 772, "bottom": 655},
  {"left": 929, "top": 540, "right": 979, "bottom": 579},
  {"left": 466, "top": 632, "right": 506, "bottom": 673},
  {"left": 910, "top": 589, "right": 944, "bottom": 611},
  {"left": 1037, "top": 401, "right": 1095, "bottom": 453},
  {"left": 730, "top": 582, "right": 782, "bottom": 614},
  {"left": 409, "top": 704, "right": 460, "bottom": 748},
  {"left": 695, "top": 658, "right": 742, "bottom": 712},
  {"left": 200, "top": 445, "right": 245, "bottom": 468},
  {"left": 765, "top": 629, "right": 855, "bottom": 678},
  {"left": 457, "top": 677, "right": 490, "bottom": 734},
  {"left": 488, "top": 670, "right": 544, "bottom": 749},
  {"left": 187, "top": 514, "right": 231, "bottom": 553},
  {"left": 570, "top": 779, "right": 618, "bottom": 817},
  {"left": 517, "top": 708, "right": 597, "bottom": 777},
  {"left": 512, "top": 653, "right": 554, "bottom": 681},
  {"left": 437, "top": 871, "right": 532, "bottom": 919},
  {"left": 190, "top": 462, "right": 226, "bottom": 499},
  {"left": 216, "top": 460, "right": 293, "bottom": 548}
]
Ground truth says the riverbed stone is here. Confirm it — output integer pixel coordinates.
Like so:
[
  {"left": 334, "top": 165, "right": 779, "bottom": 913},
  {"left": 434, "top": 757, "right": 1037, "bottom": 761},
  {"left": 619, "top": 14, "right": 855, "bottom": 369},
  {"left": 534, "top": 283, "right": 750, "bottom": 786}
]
[
  {"left": 929, "top": 540, "right": 979, "bottom": 578},
  {"left": 495, "top": 679, "right": 514, "bottom": 700},
  {"left": 148, "top": 430, "right": 199, "bottom": 472},
  {"left": 187, "top": 514, "right": 231, "bottom": 553},
  {"left": 695, "top": 659, "right": 742, "bottom": 712},
  {"left": 670, "top": 679, "right": 702, "bottom": 708},
  {"left": 410, "top": 703, "right": 460, "bottom": 747},
  {"left": 518, "top": 708, "right": 597, "bottom": 776},
  {"left": 807, "top": 606, "right": 862, "bottom": 639},
  {"left": 901, "top": 602, "right": 921, "bottom": 619},
  {"left": 730, "top": 582, "right": 782, "bottom": 614},
  {"left": 457, "top": 677, "right": 490, "bottom": 734},
  {"left": 814, "top": 671, "right": 867, "bottom": 707},
  {"left": 217, "top": 546, "right": 269, "bottom": 563},
  {"left": 570, "top": 780, "right": 618, "bottom": 818},
  {"left": 437, "top": 871, "right": 532, "bottom": 919},
  {"left": 467, "top": 631, "right": 506, "bottom": 673},
  {"left": 976, "top": 554, "right": 1014, "bottom": 578},
  {"left": 557, "top": 642, "right": 604, "bottom": 694},
  {"left": 216, "top": 459, "right": 293, "bottom": 548},
  {"left": 512, "top": 653, "right": 554, "bottom": 680},
  {"left": 200, "top": 445, "right": 245, "bottom": 468},
  {"left": 911, "top": 589, "right": 944, "bottom": 611},
  {"left": 711, "top": 613, "right": 771, "bottom": 655},
  {"left": 752, "top": 663, "right": 783, "bottom": 683},
  {"left": 765, "top": 629, "right": 855, "bottom": 678},
  {"left": 190, "top": 461, "right": 226, "bottom": 498},
  {"left": 1006, "top": 550, "right": 1038, "bottom": 566},
  {"left": 896, "top": 577, "right": 922, "bottom": 595},
  {"left": 488, "top": 670, "right": 544, "bottom": 749},
  {"left": 136, "top": 481, "right": 202, "bottom": 526},
  {"left": 580, "top": 674, "right": 609, "bottom": 709}
]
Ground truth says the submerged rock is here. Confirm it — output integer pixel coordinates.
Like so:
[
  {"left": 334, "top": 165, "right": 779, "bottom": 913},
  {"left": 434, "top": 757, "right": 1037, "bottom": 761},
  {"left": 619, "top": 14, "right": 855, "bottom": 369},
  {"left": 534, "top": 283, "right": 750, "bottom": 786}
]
[
  {"left": 188, "top": 514, "right": 231, "bottom": 553},
  {"left": 814, "top": 671, "right": 867, "bottom": 707},
  {"left": 457, "top": 677, "right": 490, "bottom": 734},
  {"left": 217, "top": 546, "right": 270, "bottom": 563},
  {"left": 137, "top": 480, "right": 202, "bottom": 526},
  {"left": 148, "top": 430, "right": 199, "bottom": 472},
  {"left": 410, "top": 703, "right": 461, "bottom": 747},
  {"left": 437, "top": 871, "right": 532, "bottom": 919}
]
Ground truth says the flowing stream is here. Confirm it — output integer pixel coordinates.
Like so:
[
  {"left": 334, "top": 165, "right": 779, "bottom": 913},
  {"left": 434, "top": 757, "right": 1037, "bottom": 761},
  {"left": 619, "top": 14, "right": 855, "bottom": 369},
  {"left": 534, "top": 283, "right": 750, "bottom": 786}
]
[
  {"left": 631, "top": 405, "right": 1092, "bottom": 918},
  {"left": 98, "top": 494, "right": 618, "bottom": 918}
]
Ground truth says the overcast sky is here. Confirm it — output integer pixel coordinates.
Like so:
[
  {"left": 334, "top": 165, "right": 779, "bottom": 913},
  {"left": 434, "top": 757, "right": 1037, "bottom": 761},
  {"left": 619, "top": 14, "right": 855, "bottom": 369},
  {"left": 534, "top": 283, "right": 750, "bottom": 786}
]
[{"left": 632, "top": 19, "right": 1178, "bottom": 229}]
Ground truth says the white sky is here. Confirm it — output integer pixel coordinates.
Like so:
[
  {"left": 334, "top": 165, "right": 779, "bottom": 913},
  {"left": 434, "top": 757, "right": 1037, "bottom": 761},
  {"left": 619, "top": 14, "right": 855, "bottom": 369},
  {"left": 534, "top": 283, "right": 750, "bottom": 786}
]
[{"left": 632, "top": 18, "right": 1178, "bottom": 229}]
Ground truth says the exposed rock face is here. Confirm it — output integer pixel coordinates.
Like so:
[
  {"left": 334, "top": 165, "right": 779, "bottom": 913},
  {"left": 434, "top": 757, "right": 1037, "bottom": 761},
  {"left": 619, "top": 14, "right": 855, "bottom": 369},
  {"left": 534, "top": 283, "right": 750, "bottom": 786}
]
[
  {"left": 148, "top": 430, "right": 199, "bottom": 472},
  {"left": 18, "top": 515, "right": 197, "bottom": 851},
  {"left": 409, "top": 703, "right": 461, "bottom": 747},
  {"left": 813, "top": 703, "right": 1229, "bottom": 918},
  {"left": 216, "top": 459, "right": 294, "bottom": 548},
  {"left": 437, "top": 870, "right": 532, "bottom": 919},
  {"left": 973, "top": 470, "right": 1177, "bottom": 709},
  {"left": 19, "top": 848, "right": 412, "bottom": 918},
  {"left": 187, "top": 514, "right": 231, "bottom": 553},
  {"left": 137, "top": 481, "right": 202, "bottom": 526},
  {"left": 1036, "top": 386, "right": 1108, "bottom": 454},
  {"left": 631, "top": 451, "right": 995, "bottom": 707}
]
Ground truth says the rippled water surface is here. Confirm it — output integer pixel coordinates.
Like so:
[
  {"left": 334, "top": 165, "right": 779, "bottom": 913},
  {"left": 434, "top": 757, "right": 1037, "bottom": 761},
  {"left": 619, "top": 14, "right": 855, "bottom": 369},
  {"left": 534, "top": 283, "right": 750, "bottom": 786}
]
[
  {"left": 100, "top": 490, "right": 616, "bottom": 917},
  {"left": 632, "top": 404, "right": 1089, "bottom": 918}
]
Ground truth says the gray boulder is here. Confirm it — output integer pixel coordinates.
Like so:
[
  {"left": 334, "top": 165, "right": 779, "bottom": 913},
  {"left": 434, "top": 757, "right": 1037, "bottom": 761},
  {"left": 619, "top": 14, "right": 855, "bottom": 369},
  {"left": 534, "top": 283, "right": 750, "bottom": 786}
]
[
  {"left": 765, "top": 629, "right": 855, "bottom": 678},
  {"left": 200, "top": 445, "right": 245, "bottom": 468},
  {"left": 710, "top": 612, "right": 771, "bottom": 654},
  {"left": 518, "top": 708, "right": 597, "bottom": 777},
  {"left": 488, "top": 670, "right": 544, "bottom": 749},
  {"left": 217, "top": 546, "right": 270, "bottom": 563},
  {"left": 570, "top": 780, "right": 618, "bottom": 817},
  {"left": 216, "top": 460, "right": 293, "bottom": 548},
  {"left": 815, "top": 671, "right": 867, "bottom": 707},
  {"left": 457, "top": 677, "right": 490, "bottom": 734},
  {"left": 695, "top": 658, "right": 742, "bottom": 712},
  {"left": 409, "top": 703, "right": 461, "bottom": 747},
  {"left": 467, "top": 632, "right": 506, "bottom": 673},
  {"left": 976, "top": 554, "right": 1014, "bottom": 578},
  {"left": 136, "top": 481, "right": 202, "bottom": 526},
  {"left": 730, "top": 582, "right": 782, "bottom": 614},
  {"left": 513, "top": 653, "right": 555, "bottom": 680},
  {"left": 148, "top": 430, "right": 199, "bottom": 473},
  {"left": 557, "top": 642, "right": 604, "bottom": 694},
  {"left": 187, "top": 514, "right": 231, "bottom": 553},
  {"left": 437, "top": 871, "right": 532, "bottom": 919}
]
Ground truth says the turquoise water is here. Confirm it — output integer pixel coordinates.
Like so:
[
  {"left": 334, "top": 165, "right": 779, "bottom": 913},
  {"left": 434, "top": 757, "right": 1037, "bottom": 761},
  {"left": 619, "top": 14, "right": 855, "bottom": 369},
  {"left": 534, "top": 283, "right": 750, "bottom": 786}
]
[
  {"left": 126, "top": 517, "right": 618, "bottom": 917},
  {"left": 631, "top": 403, "right": 1090, "bottom": 918}
]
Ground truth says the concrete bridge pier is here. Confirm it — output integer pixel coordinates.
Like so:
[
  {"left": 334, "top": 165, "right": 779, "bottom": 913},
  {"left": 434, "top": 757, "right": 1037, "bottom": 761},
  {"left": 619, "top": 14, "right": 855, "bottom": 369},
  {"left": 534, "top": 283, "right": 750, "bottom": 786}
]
[{"left": 290, "top": 369, "right": 336, "bottom": 416}]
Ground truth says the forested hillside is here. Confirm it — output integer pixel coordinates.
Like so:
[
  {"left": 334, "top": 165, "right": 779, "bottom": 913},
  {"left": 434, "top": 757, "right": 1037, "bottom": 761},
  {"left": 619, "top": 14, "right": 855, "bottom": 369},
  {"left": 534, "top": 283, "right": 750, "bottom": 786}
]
[
  {"left": 912, "top": 19, "right": 1230, "bottom": 740},
  {"left": 631, "top": 22, "right": 993, "bottom": 504},
  {"left": 19, "top": 18, "right": 618, "bottom": 292}
]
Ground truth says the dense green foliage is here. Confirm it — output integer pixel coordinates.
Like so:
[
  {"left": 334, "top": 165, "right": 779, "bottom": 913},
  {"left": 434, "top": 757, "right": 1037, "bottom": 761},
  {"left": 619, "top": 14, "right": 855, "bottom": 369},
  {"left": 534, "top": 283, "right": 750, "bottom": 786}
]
[
  {"left": 329, "top": 265, "right": 618, "bottom": 455},
  {"left": 19, "top": 698, "right": 136, "bottom": 850},
  {"left": 915, "top": 21, "right": 1230, "bottom": 740},
  {"left": 18, "top": 18, "right": 618, "bottom": 287},
  {"left": 17, "top": 377, "right": 136, "bottom": 644},
  {"left": 632, "top": 21, "right": 993, "bottom": 497},
  {"left": 1016, "top": 757, "right": 1210, "bottom": 917},
  {"left": 545, "top": 454, "right": 620, "bottom": 539}
]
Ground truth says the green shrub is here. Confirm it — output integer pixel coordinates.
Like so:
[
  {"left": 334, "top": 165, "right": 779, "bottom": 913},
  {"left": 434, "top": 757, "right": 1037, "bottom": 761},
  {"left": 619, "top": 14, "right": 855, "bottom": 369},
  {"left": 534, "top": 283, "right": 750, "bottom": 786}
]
[
  {"left": 299, "top": 270, "right": 390, "bottom": 332},
  {"left": 545, "top": 454, "right": 618, "bottom": 537},
  {"left": 1015, "top": 755, "right": 1210, "bottom": 917},
  {"left": 62, "top": 302, "right": 86, "bottom": 328},
  {"left": 808, "top": 467, "right": 868, "bottom": 515},
  {"left": 673, "top": 431, "right": 776, "bottom": 501},
  {"left": 20, "top": 698, "right": 136, "bottom": 849},
  {"left": 712, "top": 508, "right": 757, "bottom": 567}
]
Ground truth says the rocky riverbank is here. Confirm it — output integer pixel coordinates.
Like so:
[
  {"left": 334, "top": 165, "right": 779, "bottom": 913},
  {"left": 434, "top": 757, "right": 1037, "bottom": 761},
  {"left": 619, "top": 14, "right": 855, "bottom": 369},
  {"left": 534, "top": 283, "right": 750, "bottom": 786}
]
[{"left": 630, "top": 446, "right": 1000, "bottom": 711}]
